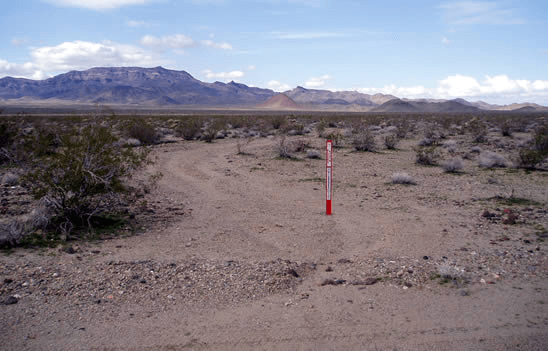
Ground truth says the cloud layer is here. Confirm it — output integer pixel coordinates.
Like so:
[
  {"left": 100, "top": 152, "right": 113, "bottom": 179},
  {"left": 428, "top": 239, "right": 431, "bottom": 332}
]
[
  {"left": 357, "top": 74, "right": 548, "bottom": 104},
  {"left": 203, "top": 69, "right": 244, "bottom": 81},
  {"left": 0, "top": 40, "right": 165, "bottom": 79}
]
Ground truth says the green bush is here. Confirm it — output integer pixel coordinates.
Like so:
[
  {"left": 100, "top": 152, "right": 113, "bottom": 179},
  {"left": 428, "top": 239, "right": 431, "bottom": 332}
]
[
  {"left": 517, "top": 123, "right": 548, "bottom": 169},
  {"left": 25, "top": 124, "right": 150, "bottom": 238},
  {"left": 202, "top": 119, "right": 225, "bottom": 143},
  {"left": 176, "top": 117, "right": 203, "bottom": 140},
  {"left": 415, "top": 146, "right": 439, "bottom": 165},
  {"left": 126, "top": 119, "right": 159, "bottom": 145}
]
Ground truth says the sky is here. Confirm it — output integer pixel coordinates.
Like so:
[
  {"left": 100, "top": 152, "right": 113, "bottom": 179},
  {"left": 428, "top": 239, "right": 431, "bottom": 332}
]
[{"left": 1, "top": 0, "right": 547, "bottom": 105}]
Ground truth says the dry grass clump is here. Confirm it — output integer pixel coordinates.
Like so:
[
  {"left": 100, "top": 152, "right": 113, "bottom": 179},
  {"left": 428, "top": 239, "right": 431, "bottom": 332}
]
[
  {"left": 442, "top": 158, "right": 464, "bottom": 173},
  {"left": 391, "top": 172, "right": 416, "bottom": 185},
  {"left": 479, "top": 151, "right": 507, "bottom": 168}
]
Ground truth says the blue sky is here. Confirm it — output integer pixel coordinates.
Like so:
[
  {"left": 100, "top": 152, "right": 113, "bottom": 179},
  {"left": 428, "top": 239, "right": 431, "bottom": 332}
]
[{"left": 1, "top": 0, "right": 547, "bottom": 104}]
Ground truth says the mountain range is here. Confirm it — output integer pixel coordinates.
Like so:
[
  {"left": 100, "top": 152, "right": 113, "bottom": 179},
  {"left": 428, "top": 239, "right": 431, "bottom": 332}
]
[{"left": 0, "top": 66, "right": 546, "bottom": 113}]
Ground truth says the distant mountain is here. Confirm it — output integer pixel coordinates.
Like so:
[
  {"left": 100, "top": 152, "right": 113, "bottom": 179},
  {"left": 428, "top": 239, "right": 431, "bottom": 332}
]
[
  {"left": 0, "top": 66, "right": 276, "bottom": 106},
  {"left": 257, "top": 93, "right": 302, "bottom": 109},
  {"left": 283, "top": 86, "right": 395, "bottom": 107},
  {"left": 0, "top": 66, "right": 546, "bottom": 112},
  {"left": 372, "top": 99, "right": 418, "bottom": 113},
  {"left": 372, "top": 98, "right": 480, "bottom": 113}
]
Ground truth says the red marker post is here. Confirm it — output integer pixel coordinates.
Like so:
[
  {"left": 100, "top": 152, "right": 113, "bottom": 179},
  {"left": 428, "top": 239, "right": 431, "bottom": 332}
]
[{"left": 326, "top": 140, "right": 333, "bottom": 215}]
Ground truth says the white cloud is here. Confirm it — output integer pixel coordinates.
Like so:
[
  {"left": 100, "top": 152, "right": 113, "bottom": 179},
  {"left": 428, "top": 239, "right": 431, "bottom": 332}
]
[
  {"left": 305, "top": 74, "right": 332, "bottom": 88},
  {"left": 441, "top": 36, "right": 451, "bottom": 45},
  {"left": 140, "top": 34, "right": 197, "bottom": 50},
  {"left": 201, "top": 40, "right": 233, "bottom": 50},
  {"left": 439, "top": 1, "right": 524, "bottom": 25},
  {"left": 203, "top": 69, "right": 244, "bottom": 81},
  {"left": 0, "top": 40, "right": 166, "bottom": 79},
  {"left": 44, "top": 0, "right": 159, "bottom": 10},
  {"left": 247, "top": 65, "right": 256, "bottom": 71},
  {"left": 0, "top": 59, "right": 46, "bottom": 80},
  {"left": 356, "top": 74, "right": 548, "bottom": 104},
  {"left": 267, "top": 80, "right": 291, "bottom": 92},
  {"left": 127, "top": 20, "right": 148, "bottom": 27}
]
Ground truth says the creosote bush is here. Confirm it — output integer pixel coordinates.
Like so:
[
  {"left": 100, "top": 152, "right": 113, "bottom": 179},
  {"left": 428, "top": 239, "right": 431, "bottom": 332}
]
[
  {"left": 415, "top": 146, "right": 439, "bottom": 166},
  {"left": 202, "top": 119, "right": 225, "bottom": 143},
  {"left": 517, "top": 123, "right": 548, "bottom": 169},
  {"left": 176, "top": 117, "right": 203, "bottom": 140},
  {"left": 352, "top": 126, "right": 376, "bottom": 152},
  {"left": 24, "top": 123, "right": 151, "bottom": 239},
  {"left": 383, "top": 134, "right": 399, "bottom": 150},
  {"left": 126, "top": 119, "right": 159, "bottom": 145}
]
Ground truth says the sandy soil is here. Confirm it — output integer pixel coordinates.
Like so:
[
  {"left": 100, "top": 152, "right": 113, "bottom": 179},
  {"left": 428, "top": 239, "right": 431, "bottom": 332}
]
[{"left": 1, "top": 133, "right": 548, "bottom": 350}]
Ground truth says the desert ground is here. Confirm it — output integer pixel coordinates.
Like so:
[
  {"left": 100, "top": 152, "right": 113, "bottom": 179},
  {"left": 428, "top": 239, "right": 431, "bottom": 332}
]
[{"left": 1, "top": 116, "right": 548, "bottom": 350}]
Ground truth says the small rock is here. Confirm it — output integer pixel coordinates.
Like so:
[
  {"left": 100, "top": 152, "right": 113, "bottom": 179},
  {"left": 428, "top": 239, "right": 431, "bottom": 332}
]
[
  {"left": 4, "top": 296, "right": 18, "bottom": 305},
  {"left": 325, "top": 266, "right": 333, "bottom": 272},
  {"left": 286, "top": 268, "right": 299, "bottom": 278},
  {"left": 423, "top": 256, "right": 429, "bottom": 260},
  {"left": 459, "top": 290, "right": 469, "bottom": 296}
]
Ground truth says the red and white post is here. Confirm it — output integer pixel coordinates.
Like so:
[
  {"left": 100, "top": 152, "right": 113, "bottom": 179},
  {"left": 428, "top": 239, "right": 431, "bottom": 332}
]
[{"left": 326, "top": 140, "right": 333, "bottom": 215}]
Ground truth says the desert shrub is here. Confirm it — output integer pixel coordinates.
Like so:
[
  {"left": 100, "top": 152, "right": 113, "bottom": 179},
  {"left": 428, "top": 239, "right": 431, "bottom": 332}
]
[
  {"left": 383, "top": 134, "right": 399, "bottom": 150},
  {"left": 126, "top": 119, "right": 159, "bottom": 145},
  {"left": 442, "top": 158, "right": 464, "bottom": 173},
  {"left": 306, "top": 150, "right": 321, "bottom": 159},
  {"left": 292, "top": 139, "right": 310, "bottom": 152},
  {"left": 467, "top": 120, "right": 488, "bottom": 143},
  {"left": 323, "top": 131, "right": 344, "bottom": 148},
  {"left": 202, "top": 119, "right": 225, "bottom": 143},
  {"left": 276, "top": 135, "right": 293, "bottom": 159},
  {"left": 479, "top": 151, "right": 507, "bottom": 168},
  {"left": 391, "top": 172, "right": 416, "bottom": 185},
  {"left": 470, "top": 146, "right": 482, "bottom": 153},
  {"left": 2, "top": 172, "right": 19, "bottom": 186},
  {"left": 415, "top": 146, "right": 439, "bottom": 165},
  {"left": 0, "top": 122, "right": 17, "bottom": 164},
  {"left": 501, "top": 120, "right": 513, "bottom": 137},
  {"left": 270, "top": 116, "right": 286, "bottom": 130},
  {"left": 442, "top": 140, "right": 457, "bottom": 153},
  {"left": 24, "top": 124, "right": 151, "bottom": 239},
  {"left": 516, "top": 123, "right": 548, "bottom": 169},
  {"left": 176, "top": 117, "right": 203, "bottom": 140},
  {"left": 236, "top": 136, "right": 253, "bottom": 155},
  {"left": 396, "top": 119, "right": 410, "bottom": 139},
  {"left": 352, "top": 127, "right": 376, "bottom": 152},
  {"left": 316, "top": 119, "right": 327, "bottom": 135},
  {"left": 284, "top": 122, "right": 305, "bottom": 136}
]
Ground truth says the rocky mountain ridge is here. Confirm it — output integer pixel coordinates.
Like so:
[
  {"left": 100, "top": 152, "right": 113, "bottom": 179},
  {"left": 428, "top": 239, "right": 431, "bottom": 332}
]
[{"left": 0, "top": 66, "right": 546, "bottom": 112}]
